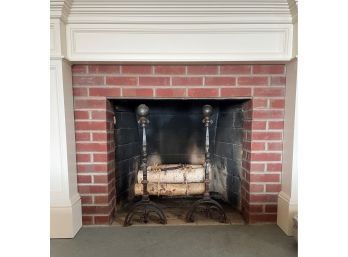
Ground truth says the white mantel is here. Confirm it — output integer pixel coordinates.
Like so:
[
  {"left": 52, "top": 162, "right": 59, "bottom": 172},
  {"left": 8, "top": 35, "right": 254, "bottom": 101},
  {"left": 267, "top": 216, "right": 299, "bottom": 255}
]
[
  {"left": 50, "top": 0, "right": 298, "bottom": 238},
  {"left": 51, "top": 0, "right": 298, "bottom": 62}
]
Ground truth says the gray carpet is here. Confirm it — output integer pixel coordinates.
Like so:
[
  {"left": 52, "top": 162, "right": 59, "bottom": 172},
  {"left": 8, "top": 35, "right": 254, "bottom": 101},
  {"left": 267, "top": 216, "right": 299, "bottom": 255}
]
[{"left": 51, "top": 225, "right": 297, "bottom": 257}]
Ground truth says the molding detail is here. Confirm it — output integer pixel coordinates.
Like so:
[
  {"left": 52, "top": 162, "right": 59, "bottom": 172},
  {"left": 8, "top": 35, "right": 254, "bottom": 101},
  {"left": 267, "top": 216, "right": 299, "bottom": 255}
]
[{"left": 66, "top": 23, "right": 294, "bottom": 62}]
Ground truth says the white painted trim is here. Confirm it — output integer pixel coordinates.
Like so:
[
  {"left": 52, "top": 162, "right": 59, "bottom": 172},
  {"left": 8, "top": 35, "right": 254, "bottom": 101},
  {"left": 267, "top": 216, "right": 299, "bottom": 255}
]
[
  {"left": 66, "top": 23, "right": 294, "bottom": 62},
  {"left": 50, "top": 0, "right": 298, "bottom": 62},
  {"left": 50, "top": 196, "right": 82, "bottom": 238},
  {"left": 50, "top": 57, "right": 82, "bottom": 237},
  {"left": 277, "top": 191, "right": 297, "bottom": 236},
  {"left": 277, "top": 58, "right": 298, "bottom": 235}
]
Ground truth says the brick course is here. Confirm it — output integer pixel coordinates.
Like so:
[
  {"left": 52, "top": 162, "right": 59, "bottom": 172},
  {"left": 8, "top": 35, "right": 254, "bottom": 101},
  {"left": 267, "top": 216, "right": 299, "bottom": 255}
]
[{"left": 72, "top": 64, "right": 286, "bottom": 225}]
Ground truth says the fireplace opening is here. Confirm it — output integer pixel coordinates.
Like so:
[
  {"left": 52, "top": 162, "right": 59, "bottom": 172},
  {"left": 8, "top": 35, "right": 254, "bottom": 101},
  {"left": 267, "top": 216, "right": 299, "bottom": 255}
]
[{"left": 112, "top": 99, "right": 248, "bottom": 224}]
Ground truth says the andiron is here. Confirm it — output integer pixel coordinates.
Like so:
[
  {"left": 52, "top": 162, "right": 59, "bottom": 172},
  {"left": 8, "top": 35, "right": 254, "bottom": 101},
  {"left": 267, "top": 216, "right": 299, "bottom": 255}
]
[
  {"left": 185, "top": 105, "right": 227, "bottom": 223},
  {"left": 124, "top": 104, "right": 167, "bottom": 226}
]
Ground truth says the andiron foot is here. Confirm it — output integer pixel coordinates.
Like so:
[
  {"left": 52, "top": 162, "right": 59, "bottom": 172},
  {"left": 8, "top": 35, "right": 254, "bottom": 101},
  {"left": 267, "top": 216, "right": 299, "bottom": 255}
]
[
  {"left": 185, "top": 197, "right": 227, "bottom": 223},
  {"left": 124, "top": 200, "right": 167, "bottom": 226}
]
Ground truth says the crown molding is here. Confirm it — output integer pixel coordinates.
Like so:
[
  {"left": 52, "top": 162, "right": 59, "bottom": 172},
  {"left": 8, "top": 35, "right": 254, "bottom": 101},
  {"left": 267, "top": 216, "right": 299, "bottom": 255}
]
[
  {"left": 50, "top": 0, "right": 72, "bottom": 21},
  {"left": 50, "top": 0, "right": 298, "bottom": 24}
]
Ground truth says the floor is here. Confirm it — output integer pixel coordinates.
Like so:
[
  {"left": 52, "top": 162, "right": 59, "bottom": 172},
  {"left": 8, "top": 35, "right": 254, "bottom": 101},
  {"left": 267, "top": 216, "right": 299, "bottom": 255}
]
[
  {"left": 114, "top": 198, "right": 245, "bottom": 226},
  {"left": 51, "top": 225, "right": 297, "bottom": 257}
]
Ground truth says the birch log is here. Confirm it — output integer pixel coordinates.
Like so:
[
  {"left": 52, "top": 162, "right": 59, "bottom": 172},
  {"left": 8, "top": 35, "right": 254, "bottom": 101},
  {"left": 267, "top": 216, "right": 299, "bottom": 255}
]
[
  {"left": 134, "top": 183, "right": 205, "bottom": 196},
  {"left": 137, "top": 164, "right": 204, "bottom": 183}
]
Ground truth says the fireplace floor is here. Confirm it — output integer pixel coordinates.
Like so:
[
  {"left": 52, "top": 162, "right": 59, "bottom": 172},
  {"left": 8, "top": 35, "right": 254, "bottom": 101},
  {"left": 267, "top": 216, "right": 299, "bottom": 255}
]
[{"left": 113, "top": 198, "right": 244, "bottom": 226}]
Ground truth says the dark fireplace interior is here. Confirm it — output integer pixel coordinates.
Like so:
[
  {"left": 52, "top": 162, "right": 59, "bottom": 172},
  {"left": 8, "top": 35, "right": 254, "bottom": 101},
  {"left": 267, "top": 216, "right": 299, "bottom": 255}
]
[{"left": 112, "top": 99, "right": 246, "bottom": 213}]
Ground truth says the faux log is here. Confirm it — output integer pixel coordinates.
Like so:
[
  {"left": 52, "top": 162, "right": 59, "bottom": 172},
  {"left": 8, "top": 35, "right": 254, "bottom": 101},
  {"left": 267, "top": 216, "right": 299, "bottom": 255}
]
[
  {"left": 137, "top": 164, "right": 204, "bottom": 184},
  {"left": 134, "top": 183, "right": 205, "bottom": 196}
]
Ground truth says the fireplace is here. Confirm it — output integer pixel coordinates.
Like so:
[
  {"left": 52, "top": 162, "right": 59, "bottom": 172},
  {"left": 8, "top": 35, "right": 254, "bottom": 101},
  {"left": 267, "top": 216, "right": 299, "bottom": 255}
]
[{"left": 72, "top": 64, "right": 285, "bottom": 225}]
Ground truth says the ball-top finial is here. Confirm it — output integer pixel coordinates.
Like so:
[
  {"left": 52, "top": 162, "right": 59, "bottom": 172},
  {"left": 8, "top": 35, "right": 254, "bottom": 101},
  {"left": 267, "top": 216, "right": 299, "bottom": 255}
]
[
  {"left": 136, "top": 104, "right": 149, "bottom": 117},
  {"left": 202, "top": 105, "right": 213, "bottom": 118}
]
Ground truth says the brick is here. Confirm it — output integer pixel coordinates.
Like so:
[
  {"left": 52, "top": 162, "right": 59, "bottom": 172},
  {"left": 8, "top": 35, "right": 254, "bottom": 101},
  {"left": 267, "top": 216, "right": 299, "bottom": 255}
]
[
  {"left": 121, "top": 65, "right": 152, "bottom": 74},
  {"left": 94, "top": 175, "right": 108, "bottom": 184},
  {"left": 252, "top": 98, "right": 268, "bottom": 108},
  {"left": 250, "top": 163, "right": 265, "bottom": 172},
  {"left": 172, "top": 77, "right": 203, "bottom": 86},
  {"left": 93, "top": 153, "right": 108, "bottom": 162},
  {"left": 220, "top": 88, "right": 252, "bottom": 97},
  {"left": 154, "top": 65, "right": 186, "bottom": 74},
  {"left": 252, "top": 132, "right": 282, "bottom": 140},
  {"left": 251, "top": 153, "right": 281, "bottom": 162},
  {"left": 78, "top": 185, "right": 108, "bottom": 194},
  {"left": 74, "top": 110, "right": 89, "bottom": 120},
  {"left": 82, "top": 206, "right": 110, "bottom": 215},
  {"left": 238, "top": 76, "right": 268, "bottom": 86},
  {"left": 75, "top": 121, "right": 107, "bottom": 131},
  {"left": 88, "top": 65, "right": 120, "bottom": 74},
  {"left": 265, "top": 204, "right": 278, "bottom": 213},
  {"left": 251, "top": 121, "right": 267, "bottom": 130},
  {"left": 77, "top": 175, "right": 92, "bottom": 183},
  {"left": 205, "top": 76, "right": 236, "bottom": 86},
  {"left": 76, "top": 143, "right": 108, "bottom": 152},
  {"left": 91, "top": 111, "right": 114, "bottom": 120},
  {"left": 122, "top": 88, "right": 153, "bottom": 97},
  {"left": 72, "top": 65, "right": 87, "bottom": 74},
  {"left": 139, "top": 77, "right": 170, "bottom": 86},
  {"left": 271, "top": 76, "right": 286, "bottom": 85},
  {"left": 106, "top": 76, "right": 137, "bottom": 86},
  {"left": 267, "top": 163, "right": 282, "bottom": 172},
  {"left": 249, "top": 204, "right": 263, "bottom": 213},
  {"left": 76, "top": 153, "right": 91, "bottom": 162},
  {"left": 270, "top": 99, "right": 285, "bottom": 109},
  {"left": 220, "top": 65, "right": 251, "bottom": 74},
  {"left": 250, "top": 142, "right": 266, "bottom": 151},
  {"left": 74, "top": 99, "right": 106, "bottom": 109},
  {"left": 253, "top": 65, "right": 285, "bottom": 74},
  {"left": 156, "top": 88, "right": 186, "bottom": 97},
  {"left": 77, "top": 164, "right": 108, "bottom": 173},
  {"left": 95, "top": 195, "right": 109, "bottom": 204},
  {"left": 249, "top": 194, "right": 278, "bottom": 202},
  {"left": 253, "top": 87, "right": 285, "bottom": 97},
  {"left": 89, "top": 88, "right": 121, "bottom": 97},
  {"left": 73, "top": 88, "right": 88, "bottom": 96},
  {"left": 92, "top": 133, "right": 111, "bottom": 141},
  {"left": 249, "top": 214, "right": 277, "bottom": 223},
  {"left": 94, "top": 216, "right": 111, "bottom": 224},
  {"left": 187, "top": 65, "right": 218, "bottom": 74},
  {"left": 268, "top": 121, "right": 284, "bottom": 129},
  {"left": 72, "top": 76, "right": 104, "bottom": 85},
  {"left": 80, "top": 196, "right": 93, "bottom": 204},
  {"left": 250, "top": 173, "right": 280, "bottom": 183},
  {"left": 187, "top": 88, "right": 219, "bottom": 98},
  {"left": 266, "top": 184, "right": 281, "bottom": 192},
  {"left": 268, "top": 142, "right": 283, "bottom": 151},
  {"left": 249, "top": 184, "right": 265, "bottom": 193},
  {"left": 253, "top": 110, "right": 284, "bottom": 119},
  {"left": 75, "top": 132, "right": 91, "bottom": 141},
  {"left": 82, "top": 216, "right": 93, "bottom": 225}
]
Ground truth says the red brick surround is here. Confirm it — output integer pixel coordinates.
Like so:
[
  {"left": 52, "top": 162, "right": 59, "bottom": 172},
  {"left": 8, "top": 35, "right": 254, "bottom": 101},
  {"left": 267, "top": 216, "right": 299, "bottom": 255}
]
[{"left": 72, "top": 64, "right": 286, "bottom": 225}]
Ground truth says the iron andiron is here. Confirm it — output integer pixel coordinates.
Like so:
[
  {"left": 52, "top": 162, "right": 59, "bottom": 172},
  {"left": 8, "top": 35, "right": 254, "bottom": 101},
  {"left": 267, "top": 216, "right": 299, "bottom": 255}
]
[
  {"left": 185, "top": 104, "right": 227, "bottom": 223},
  {"left": 124, "top": 104, "right": 167, "bottom": 226}
]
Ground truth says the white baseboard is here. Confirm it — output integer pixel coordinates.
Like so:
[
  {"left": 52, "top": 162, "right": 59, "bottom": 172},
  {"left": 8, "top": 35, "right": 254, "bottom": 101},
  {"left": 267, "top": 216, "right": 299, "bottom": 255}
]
[
  {"left": 50, "top": 195, "right": 82, "bottom": 238},
  {"left": 277, "top": 191, "right": 298, "bottom": 236}
]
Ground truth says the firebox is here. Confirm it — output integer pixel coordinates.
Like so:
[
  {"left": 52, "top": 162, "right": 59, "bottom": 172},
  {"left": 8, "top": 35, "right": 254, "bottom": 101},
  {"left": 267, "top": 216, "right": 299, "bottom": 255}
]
[{"left": 113, "top": 99, "right": 245, "bottom": 208}]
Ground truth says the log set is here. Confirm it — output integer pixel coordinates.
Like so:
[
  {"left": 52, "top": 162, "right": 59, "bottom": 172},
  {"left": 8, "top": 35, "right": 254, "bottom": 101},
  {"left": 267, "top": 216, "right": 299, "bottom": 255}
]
[
  {"left": 135, "top": 182, "right": 205, "bottom": 196},
  {"left": 137, "top": 164, "right": 205, "bottom": 184}
]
